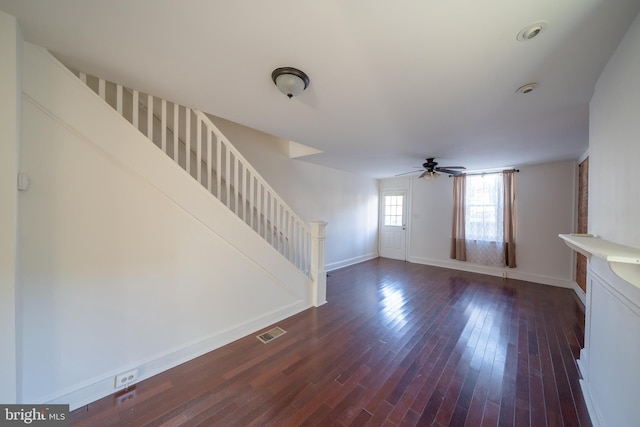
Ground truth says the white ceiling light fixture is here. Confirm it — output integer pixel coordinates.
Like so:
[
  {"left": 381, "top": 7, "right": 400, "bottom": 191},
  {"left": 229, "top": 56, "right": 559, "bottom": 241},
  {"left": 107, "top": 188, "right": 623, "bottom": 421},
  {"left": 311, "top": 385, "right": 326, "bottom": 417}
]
[
  {"left": 271, "top": 67, "right": 310, "bottom": 98},
  {"left": 517, "top": 21, "right": 548, "bottom": 41}
]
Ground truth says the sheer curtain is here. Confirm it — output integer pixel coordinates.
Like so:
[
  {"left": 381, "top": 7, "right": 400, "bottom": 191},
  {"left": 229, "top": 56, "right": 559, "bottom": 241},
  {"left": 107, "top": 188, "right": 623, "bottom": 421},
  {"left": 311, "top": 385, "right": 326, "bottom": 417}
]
[
  {"left": 450, "top": 175, "right": 466, "bottom": 261},
  {"left": 465, "top": 173, "right": 505, "bottom": 267}
]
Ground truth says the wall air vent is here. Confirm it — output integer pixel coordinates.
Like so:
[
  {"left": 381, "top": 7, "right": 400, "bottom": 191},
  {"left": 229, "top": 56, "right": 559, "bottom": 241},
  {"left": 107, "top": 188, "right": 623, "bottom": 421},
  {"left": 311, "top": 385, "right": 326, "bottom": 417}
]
[{"left": 257, "top": 327, "right": 286, "bottom": 344}]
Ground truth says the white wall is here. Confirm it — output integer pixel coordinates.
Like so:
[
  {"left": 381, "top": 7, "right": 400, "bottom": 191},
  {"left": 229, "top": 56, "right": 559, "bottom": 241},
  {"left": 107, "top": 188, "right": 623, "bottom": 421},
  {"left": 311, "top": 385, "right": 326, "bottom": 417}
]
[
  {"left": 580, "top": 10, "right": 640, "bottom": 427},
  {"left": 19, "top": 43, "right": 312, "bottom": 409},
  {"left": 515, "top": 162, "right": 576, "bottom": 285},
  {"left": 385, "top": 160, "right": 577, "bottom": 287},
  {"left": 0, "top": 10, "right": 21, "bottom": 404},
  {"left": 590, "top": 12, "right": 640, "bottom": 248},
  {"left": 209, "top": 116, "right": 379, "bottom": 271}
]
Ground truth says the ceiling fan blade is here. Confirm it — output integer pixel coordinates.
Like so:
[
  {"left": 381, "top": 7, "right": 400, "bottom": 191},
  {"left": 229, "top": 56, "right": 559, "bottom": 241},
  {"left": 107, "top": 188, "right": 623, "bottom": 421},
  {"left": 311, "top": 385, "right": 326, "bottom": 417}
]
[
  {"left": 418, "top": 171, "right": 428, "bottom": 179},
  {"left": 395, "top": 170, "right": 420, "bottom": 176},
  {"left": 438, "top": 168, "right": 464, "bottom": 176},
  {"left": 437, "top": 166, "right": 466, "bottom": 169}
]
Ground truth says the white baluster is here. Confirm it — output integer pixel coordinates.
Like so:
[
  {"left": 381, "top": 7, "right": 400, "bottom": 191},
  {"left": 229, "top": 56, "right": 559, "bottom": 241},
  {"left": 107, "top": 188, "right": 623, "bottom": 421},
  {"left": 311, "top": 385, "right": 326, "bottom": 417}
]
[
  {"left": 207, "top": 130, "right": 212, "bottom": 192},
  {"left": 185, "top": 107, "right": 191, "bottom": 175},
  {"left": 79, "top": 73, "right": 87, "bottom": 84},
  {"left": 147, "top": 94, "right": 153, "bottom": 142},
  {"left": 288, "top": 213, "right": 293, "bottom": 260},
  {"left": 161, "top": 99, "right": 167, "bottom": 153},
  {"left": 116, "top": 84, "right": 123, "bottom": 115},
  {"left": 216, "top": 136, "right": 222, "bottom": 199},
  {"left": 273, "top": 196, "right": 278, "bottom": 248},
  {"left": 98, "top": 79, "right": 106, "bottom": 100},
  {"left": 234, "top": 156, "right": 239, "bottom": 215},
  {"left": 256, "top": 183, "right": 263, "bottom": 236},
  {"left": 197, "top": 117, "right": 202, "bottom": 183},
  {"left": 132, "top": 90, "right": 139, "bottom": 129},
  {"left": 243, "top": 168, "right": 250, "bottom": 223},
  {"left": 249, "top": 174, "right": 255, "bottom": 228},
  {"left": 242, "top": 166, "right": 247, "bottom": 219},
  {"left": 225, "top": 148, "right": 230, "bottom": 209},
  {"left": 173, "top": 105, "right": 179, "bottom": 162}
]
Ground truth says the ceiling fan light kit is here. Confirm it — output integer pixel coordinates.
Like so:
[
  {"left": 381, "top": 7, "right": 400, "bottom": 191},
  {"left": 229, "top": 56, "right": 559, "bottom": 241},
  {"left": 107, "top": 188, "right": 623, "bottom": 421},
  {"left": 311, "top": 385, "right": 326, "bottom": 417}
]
[
  {"left": 421, "top": 171, "right": 441, "bottom": 180},
  {"left": 396, "top": 157, "right": 466, "bottom": 180},
  {"left": 271, "top": 67, "right": 310, "bottom": 98}
]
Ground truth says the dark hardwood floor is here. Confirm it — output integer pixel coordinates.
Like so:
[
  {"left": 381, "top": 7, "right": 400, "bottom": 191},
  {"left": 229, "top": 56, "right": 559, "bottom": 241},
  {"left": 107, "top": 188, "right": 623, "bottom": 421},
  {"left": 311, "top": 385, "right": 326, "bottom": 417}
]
[{"left": 70, "top": 258, "right": 591, "bottom": 426}]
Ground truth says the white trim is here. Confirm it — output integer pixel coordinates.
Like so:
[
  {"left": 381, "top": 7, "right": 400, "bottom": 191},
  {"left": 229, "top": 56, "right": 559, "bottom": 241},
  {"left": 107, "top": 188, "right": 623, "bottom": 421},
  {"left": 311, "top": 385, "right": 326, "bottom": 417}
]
[
  {"left": 405, "top": 178, "right": 413, "bottom": 262},
  {"left": 579, "top": 380, "right": 603, "bottom": 427},
  {"left": 409, "top": 256, "right": 575, "bottom": 288},
  {"left": 573, "top": 281, "right": 587, "bottom": 305},
  {"left": 45, "top": 301, "right": 306, "bottom": 410},
  {"left": 379, "top": 188, "right": 409, "bottom": 261},
  {"left": 578, "top": 149, "right": 589, "bottom": 164},
  {"left": 326, "top": 252, "right": 378, "bottom": 272}
]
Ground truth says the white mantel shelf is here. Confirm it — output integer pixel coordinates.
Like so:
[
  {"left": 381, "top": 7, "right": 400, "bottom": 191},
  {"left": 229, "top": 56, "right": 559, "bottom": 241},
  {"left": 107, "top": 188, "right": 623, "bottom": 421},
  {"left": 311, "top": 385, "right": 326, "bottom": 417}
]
[{"left": 559, "top": 234, "right": 640, "bottom": 288}]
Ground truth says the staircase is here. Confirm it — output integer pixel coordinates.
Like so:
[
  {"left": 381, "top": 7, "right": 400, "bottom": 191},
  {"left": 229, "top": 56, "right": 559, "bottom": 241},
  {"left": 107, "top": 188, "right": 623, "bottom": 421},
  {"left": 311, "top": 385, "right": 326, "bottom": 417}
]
[
  {"left": 72, "top": 71, "right": 326, "bottom": 296},
  {"left": 17, "top": 35, "right": 331, "bottom": 411},
  {"left": 75, "top": 73, "right": 308, "bottom": 270}
]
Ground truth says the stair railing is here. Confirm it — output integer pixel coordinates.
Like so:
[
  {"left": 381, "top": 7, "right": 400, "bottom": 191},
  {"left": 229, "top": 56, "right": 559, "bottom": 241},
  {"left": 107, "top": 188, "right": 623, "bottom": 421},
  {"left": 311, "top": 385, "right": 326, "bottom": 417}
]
[{"left": 74, "top": 72, "right": 325, "bottom": 293}]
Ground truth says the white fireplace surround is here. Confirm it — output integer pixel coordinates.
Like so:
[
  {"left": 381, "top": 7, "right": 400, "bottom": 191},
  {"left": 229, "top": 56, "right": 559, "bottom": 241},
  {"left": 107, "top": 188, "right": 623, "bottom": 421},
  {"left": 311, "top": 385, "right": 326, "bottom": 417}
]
[{"left": 560, "top": 234, "right": 640, "bottom": 427}]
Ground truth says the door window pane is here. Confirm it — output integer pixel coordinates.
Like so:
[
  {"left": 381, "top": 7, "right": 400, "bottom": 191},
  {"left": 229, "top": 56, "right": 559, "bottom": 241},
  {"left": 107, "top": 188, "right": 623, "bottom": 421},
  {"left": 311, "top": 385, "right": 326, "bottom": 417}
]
[{"left": 384, "top": 195, "right": 403, "bottom": 226}]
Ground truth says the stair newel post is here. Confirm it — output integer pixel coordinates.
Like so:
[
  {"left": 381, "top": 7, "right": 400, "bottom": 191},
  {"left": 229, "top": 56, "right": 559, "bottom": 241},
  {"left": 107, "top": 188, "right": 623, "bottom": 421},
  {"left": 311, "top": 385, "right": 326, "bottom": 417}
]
[{"left": 310, "top": 220, "right": 328, "bottom": 307}]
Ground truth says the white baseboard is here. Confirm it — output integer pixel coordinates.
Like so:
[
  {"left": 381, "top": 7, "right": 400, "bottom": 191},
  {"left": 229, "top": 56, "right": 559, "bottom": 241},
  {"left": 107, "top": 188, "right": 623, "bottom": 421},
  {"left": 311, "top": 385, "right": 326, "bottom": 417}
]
[
  {"left": 47, "top": 300, "right": 307, "bottom": 411},
  {"left": 408, "top": 256, "right": 575, "bottom": 289},
  {"left": 326, "top": 252, "right": 378, "bottom": 272},
  {"left": 579, "top": 379, "right": 603, "bottom": 427}
]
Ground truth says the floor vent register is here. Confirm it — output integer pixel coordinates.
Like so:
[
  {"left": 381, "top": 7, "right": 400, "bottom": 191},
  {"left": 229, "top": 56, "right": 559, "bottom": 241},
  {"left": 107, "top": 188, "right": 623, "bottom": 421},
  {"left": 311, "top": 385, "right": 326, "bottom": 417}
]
[{"left": 257, "top": 327, "right": 286, "bottom": 344}]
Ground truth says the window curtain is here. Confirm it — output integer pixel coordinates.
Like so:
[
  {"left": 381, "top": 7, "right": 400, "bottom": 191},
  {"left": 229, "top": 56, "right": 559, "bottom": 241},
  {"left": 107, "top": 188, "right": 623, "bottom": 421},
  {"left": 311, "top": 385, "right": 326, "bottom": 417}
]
[
  {"left": 503, "top": 170, "right": 517, "bottom": 267},
  {"left": 450, "top": 175, "right": 466, "bottom": 261}
]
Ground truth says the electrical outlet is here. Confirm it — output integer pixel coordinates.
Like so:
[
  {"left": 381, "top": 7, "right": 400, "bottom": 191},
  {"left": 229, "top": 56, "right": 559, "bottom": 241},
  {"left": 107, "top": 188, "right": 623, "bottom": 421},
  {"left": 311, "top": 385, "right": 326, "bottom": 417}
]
[
  {"left": 501, "top": 271, "right": 507, "bottom": 279},
  {"left": 114, "top": 369, "right": 138, "bottom": 389}
]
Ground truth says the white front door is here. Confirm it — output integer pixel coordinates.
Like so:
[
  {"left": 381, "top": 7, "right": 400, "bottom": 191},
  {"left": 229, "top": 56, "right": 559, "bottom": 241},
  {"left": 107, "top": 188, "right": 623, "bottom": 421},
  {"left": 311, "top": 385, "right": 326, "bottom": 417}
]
[{"left": 379, "top": 190, "right": 407, "bottom": 260}]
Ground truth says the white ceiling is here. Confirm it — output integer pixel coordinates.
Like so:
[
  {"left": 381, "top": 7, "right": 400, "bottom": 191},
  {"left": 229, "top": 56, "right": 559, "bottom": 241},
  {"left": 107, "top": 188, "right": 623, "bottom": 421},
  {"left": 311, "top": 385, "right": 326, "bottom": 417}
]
[{"left": 2, "top": 0, "right": 639, "bottom": 178}]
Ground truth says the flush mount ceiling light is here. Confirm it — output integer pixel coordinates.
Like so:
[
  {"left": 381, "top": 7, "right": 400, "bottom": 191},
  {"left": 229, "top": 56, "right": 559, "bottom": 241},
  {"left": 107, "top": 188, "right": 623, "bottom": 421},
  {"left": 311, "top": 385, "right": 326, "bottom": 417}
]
[
  {"left": 516, "top": 83, "right": 539, "bottom": 94},
  {"left": 517, "top": 21, "right": 548, "bottom": 41},
  {"left": 271, "top": 67, "right": 310, "bottom": 98}
]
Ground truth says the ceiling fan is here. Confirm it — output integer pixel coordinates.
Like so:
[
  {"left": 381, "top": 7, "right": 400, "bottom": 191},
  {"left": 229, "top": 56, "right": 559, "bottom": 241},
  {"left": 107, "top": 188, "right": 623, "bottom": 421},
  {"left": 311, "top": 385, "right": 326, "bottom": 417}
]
[{"left": 396, "top": 158, "right": 466, "bottom": 179}]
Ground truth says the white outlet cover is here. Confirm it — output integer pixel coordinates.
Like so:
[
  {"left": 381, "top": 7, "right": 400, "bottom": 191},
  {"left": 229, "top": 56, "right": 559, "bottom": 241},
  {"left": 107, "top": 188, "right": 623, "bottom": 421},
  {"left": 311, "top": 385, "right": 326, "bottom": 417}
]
[{"left": 114, "top": 369, "right": 139, "bottom": 389}]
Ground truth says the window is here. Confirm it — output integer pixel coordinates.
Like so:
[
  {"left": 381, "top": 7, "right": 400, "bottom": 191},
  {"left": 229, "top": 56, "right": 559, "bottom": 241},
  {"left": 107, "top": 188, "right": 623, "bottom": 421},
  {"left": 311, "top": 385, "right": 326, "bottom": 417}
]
[
  {"left": 465, "top": 174, "right": 503, "bottom": 242},
  {"left": 451, "top": 171, "right": 516, "bottom": 268},
  {"left": 383, "top": 195, "right": 403, "bottom": 226}
]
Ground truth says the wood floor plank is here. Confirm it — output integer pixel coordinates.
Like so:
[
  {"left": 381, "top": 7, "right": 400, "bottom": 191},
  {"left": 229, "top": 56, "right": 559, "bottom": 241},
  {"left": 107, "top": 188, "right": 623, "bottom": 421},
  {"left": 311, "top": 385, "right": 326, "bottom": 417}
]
[{"left": 69, "top": 258, "right": 591, "bottom": 426}]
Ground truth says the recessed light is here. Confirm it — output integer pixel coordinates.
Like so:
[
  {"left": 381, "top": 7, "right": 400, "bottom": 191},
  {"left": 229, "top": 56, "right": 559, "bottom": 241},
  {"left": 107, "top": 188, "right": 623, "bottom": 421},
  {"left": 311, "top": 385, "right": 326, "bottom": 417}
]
[
  {"left": 516, "top": 83, "right": 538, "bottom": 94},
  {"left": 517, "top": 21, "right": 548, "bottom": 41}
]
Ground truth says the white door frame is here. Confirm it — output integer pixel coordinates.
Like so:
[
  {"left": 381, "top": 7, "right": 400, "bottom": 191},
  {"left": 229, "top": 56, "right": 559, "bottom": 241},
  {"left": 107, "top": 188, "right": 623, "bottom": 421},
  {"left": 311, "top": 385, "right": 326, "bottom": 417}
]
[{"left": 378, "top": 178, "right": 412, "bottom": 261}]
